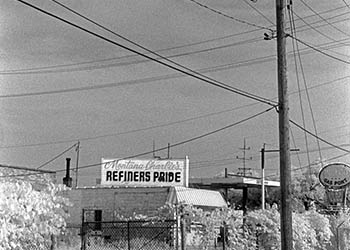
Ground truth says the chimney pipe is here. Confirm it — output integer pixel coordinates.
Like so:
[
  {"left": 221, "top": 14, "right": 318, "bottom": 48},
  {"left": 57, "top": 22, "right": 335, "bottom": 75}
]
[{"left": 63, "top": 158, "right": 72, "bottom": 187}]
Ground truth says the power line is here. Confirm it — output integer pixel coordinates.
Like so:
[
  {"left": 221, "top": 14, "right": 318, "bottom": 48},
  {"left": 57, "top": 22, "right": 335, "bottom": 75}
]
[
  {"left": 288, "top": 34, "right": 350, "bottom": 64},
  {"left": 188, "top": 0, "right": 274, "bottom": 31},
  {"left": 56, "top": 107, "right": 274, "bottom": 172},
  {"left": 289, "top": 4, "right": 323, "bottom": 163},
  {"left": 241, "top": 0, "right": 275, "bottom": 26},
  {"left": 290, "top": 119, "right": 350, "bottom": 154},
  {"left": 1, "top": 36, "right": 349, "bottom": 100},
  {"left": 0, "top": 107, "right": 275, "bottom": 178},
  {"left": 1, "top": 73, "right": 349, "bottom": 149},
  {"left": 190, "top": 143, "right": 350, "bottom": 171},
  {"left": 2, "top": 6, "right": 348, "bottom": 75},
  {"left": 0, "top": 103, "right": 260, "bottom": 149},
  {"left": 288, "top": 6, "right": 312, "bottom": 169},
  {"left": 299, "top": 0, "right": 350, "bottom": 38},
  {"left": 266, "top": 151, "right": 350, "bottom": 178},
  {"left": 36, "top": 143, "right": 78, "bottom": 169},
  {"left": 291, "top": 9, "right": 350, "bottom": 48},
  {"left": 341, "top": 0, "right": 350, "bottom": 9},
  {"left": 0, "top": 38, "right": 262, "bottom": 75},
  {"left": 15, "top": 0, "right": 275, "bottom": 107}
]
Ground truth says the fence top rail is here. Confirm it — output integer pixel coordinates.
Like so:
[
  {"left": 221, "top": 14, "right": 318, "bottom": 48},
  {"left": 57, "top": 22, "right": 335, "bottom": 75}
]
[{"left": 83, "top": 219, "right": 176, "bottom": 224}]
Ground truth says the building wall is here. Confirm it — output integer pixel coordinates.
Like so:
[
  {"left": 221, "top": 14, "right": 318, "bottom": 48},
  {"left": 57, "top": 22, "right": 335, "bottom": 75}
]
[{"left": 66, "top": 186, "right": 170, "bottom": 227}]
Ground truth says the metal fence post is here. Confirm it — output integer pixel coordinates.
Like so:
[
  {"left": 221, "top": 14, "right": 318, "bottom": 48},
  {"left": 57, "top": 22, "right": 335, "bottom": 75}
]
[
  {"left": 222, "top": 221, "right": 226, "bottom": 250},
  {"left": 50, "top": 234, "right": 56, "bottom": 250},
  {"left": 81, "top": 209, "right": 85, "bottom": 250},
  {"left": 127, "top": 221, "right": 131, "bottom": 250},
  {"left": 180, "top": 217, "right": 186, "bottom": 250}
]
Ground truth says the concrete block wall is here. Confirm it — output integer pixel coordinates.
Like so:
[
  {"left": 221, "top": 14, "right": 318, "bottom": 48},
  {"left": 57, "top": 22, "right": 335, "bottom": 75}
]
[{"left": 66, "top": 186, "right": 170, "bottom": 227}]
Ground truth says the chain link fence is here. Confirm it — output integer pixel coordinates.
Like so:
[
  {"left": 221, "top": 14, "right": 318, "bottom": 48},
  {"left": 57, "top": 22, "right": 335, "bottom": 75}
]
[{"left": 81, "top": 220, "right": 177, "bottom": 250}]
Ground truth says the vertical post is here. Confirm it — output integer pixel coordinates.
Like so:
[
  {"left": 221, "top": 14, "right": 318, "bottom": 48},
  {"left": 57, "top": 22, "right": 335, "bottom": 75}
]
[
  {"left": 127, "top": 221, "right": 131, "bottom": 250},
  {"left": 75, "top": 141, "right": 80, "bottom": 188},
  {"left": 242, "top": 187, "right": 248, "bottom": 216},
  {"left": 185, "top": 156, "right": 190, "bottom": 188},
  {"left": 261, "top": 145, "right": 265, "bottom": 210},
  {"left": 222, "top": 221, "right": 226, "bottom": 250},
  {"left": 63, "top": 158, "right": 72, "bottom": 187},
  {"left": 180, "top": 217, "right": 186, "bottom": 250},
  {"left": 168, "top": 143, "right": 171, "bottom": 159},
  {"left": 276, "top": 0, "right": 293, "bottom": 248},
  {"left": 81, "top": 209, "right": 85, "bottom": 250},
  {"left": 175, "top": 206, "right": 179, "bottom": 250},
  {"left": 337, "top": 220, "right": 346, "bottom": 250},
  {"left": 224, "top": 168, "right": 228, "bottom": 202},
  {"left": 50, "top": 234, "right": 56, "bottom": 250}
]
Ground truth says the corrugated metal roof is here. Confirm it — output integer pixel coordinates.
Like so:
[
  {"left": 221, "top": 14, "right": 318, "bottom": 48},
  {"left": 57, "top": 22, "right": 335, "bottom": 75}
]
[{"left": 167, "top": 186, "right": 227, "bottom": 208}]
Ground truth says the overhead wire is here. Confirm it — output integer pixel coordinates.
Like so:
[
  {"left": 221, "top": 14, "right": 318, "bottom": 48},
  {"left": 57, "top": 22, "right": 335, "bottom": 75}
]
[
  {"left": 290, "top": 119, "right": 350, "bottom": 154},
  {"left": 288, "top": 4, "right": 312, "bottom": 170},
  {"left": 15, "top": 0, "right": 276, "bottom": 108},
  {"left": 290, "top": 127, "right": 303, "bottom": 169},
  {"left": 241, "top": 0, "right": 275, "bottom": 26},
  {"left": 191, "top": 143, "right": 350, "bottom": 171},
  {"left": 1, "top": 37, "right": 349, "bottom": 100},
  {"left": 9, "top": 1, "right": 350, "bottom": 163},
  {"left": 291, "top": 10, "right": 350, "bottom": 47},
  {"left": 0, "top": 103, "right": 259, "bottom": 149},
  {"left": 36, "top": 143, "right": 78, "bottom": 169},
  {"left": 341, "top": 0, "right": 350, "bottom": 9},
  {"left": 266, "top": 151, "right": 350, "bottom": 178},
  {"left": 288, "top": 34, "right": 350, "bottom": 64},
  {"left": 0, "top": 107, "right": 275, "bottom": 178},
  {"left": 188, "top": 0, "right": 274, "bottom": 32},
  {"left": 299, "top": 0, "right": 350, "bottom": 38},
  {"left": 289, "top": 3, "right": 323, "bottom": 164},
  {"left": 2, "top": 5, "right": 349, "bottom": 75},
  {"left": 0, "top": 38, "right": 262, "bottom": 75},
  {"left": 1, "top": 73, "right": 349, "bottom": 149}
]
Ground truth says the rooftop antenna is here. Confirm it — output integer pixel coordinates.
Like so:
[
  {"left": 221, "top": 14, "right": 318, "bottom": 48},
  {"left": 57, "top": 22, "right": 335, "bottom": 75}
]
[{"left": 236, "top": 138, "right": 252, "bottom": 176}]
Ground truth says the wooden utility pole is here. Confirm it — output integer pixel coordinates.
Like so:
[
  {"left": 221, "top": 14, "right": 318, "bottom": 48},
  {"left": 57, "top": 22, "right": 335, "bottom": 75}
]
[
  {"left": 75, "top": 141, "right": 80, "bottom": 188},
  {"left": 276, "top": 0, "right": 293, "bottom": 249},
  {"left": 261, "top": 144, "right": 265, "bottom": 210}
]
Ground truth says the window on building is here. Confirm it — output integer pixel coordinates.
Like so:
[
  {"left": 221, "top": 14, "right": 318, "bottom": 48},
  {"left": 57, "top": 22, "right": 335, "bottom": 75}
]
[{"left": 94, "top": 210, "right": 102, "bottom": 231}]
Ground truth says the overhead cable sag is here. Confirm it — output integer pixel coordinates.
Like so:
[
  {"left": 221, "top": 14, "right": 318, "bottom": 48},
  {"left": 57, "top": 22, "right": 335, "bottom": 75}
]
[
  {"left": 0, "top": 107, "right": 275, "bottom": 178},
  {"left": 2, "top": 5, "right": 348, "bottom": 75},
  {"left": 16, "top": 0, "right": 276, "bottom": 107},
  {"left": 188, "top": 0, "right": 274, "bottom": 32}
]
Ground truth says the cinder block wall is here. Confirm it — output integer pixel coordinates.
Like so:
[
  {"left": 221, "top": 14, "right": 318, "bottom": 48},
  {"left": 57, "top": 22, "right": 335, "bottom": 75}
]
[{"left": 66, "top": 186, "right": 170, "bottom": 226}]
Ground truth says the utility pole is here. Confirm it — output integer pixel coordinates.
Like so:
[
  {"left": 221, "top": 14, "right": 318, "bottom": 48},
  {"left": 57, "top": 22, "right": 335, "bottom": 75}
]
[
  {"left": 167, "top": 143, "right": 171, "bottom": 159},
  {"left": 236, "top": 138, "right": 252, "bottom": 176},
  {"left": 75, "top": 141, "right": 80, "bottom": 188},
  {"left": 261, "top": 144, "right": 266, "bottom": 210},
  {"left": 276, "top": 0, "right": 293, "bottom": 248}
]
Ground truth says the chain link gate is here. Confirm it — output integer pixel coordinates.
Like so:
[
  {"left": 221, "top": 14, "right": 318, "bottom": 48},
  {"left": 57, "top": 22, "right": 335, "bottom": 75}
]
[{"left": 81, "top": 219, "right": 178, "bottom": 250}]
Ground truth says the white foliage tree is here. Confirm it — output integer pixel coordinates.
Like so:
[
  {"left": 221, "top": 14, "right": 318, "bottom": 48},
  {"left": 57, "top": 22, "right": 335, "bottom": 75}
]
[{"left": 0, "top": 175, "right": 71, "bottom": 250}]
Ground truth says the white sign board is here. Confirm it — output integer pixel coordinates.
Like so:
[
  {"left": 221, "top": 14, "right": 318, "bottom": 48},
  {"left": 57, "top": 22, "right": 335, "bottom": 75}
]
[{"left": 101, "top": 158, "right": 188, "bottom": 187}]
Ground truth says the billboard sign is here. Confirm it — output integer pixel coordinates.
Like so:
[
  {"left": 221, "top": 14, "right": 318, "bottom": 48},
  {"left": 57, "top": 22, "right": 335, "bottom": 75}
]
[
  {"left": 101, "top": 158, "right": 189, "bottom": 187},
  {"left": 318, "top": 163, "right": 350, "bottom": 189}
]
